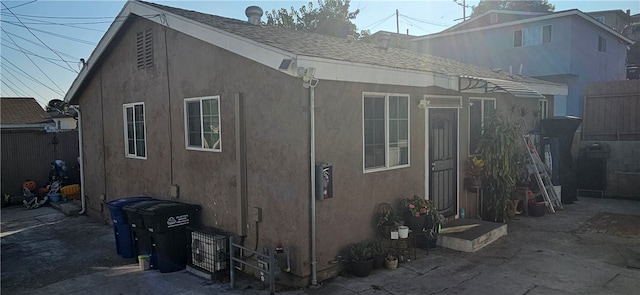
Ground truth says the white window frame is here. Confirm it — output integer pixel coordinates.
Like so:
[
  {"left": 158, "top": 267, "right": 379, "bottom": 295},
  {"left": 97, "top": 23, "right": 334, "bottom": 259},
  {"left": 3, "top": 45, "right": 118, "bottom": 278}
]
[
  {"left": 538, "top": 98, "right": 549, "bottom": 120},
  {"left": 362, "top": 92, "right": 410, "bottom": 173},
  {"left": 598, "top": 35, "right": 607, "bottom": 53},
  {"left": 184, "top": 96, "right": 222, "bottom": 152},
  {"left": 123, "top": 102, "right": 147, "bottom": 159},
  {"left": 468, "top": 97, "right": 496, "bottom": 155},
  {"left": 514, "top": 25, "right": 552, "bottom": 47}
]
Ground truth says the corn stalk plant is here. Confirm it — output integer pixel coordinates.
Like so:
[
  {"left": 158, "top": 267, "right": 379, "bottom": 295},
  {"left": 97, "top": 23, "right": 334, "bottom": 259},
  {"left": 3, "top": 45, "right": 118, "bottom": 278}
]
[{"left": 477, "top": 115, "right": 520, "bottom": 222}]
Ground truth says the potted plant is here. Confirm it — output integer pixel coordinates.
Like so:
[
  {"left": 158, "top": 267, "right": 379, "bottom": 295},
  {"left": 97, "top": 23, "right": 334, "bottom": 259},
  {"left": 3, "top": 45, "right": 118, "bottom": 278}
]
[
  {"left": 347, "top": 240, "right": 375, "bottom": 277},
  {"left": 376, "top": 203, "right": 401, "bottom": 238},
  {"left": 385, "top": 252, "right": 398, "bottom": 270},
  {"left": 370, "top": 240, "right": 387, "bottom": 269},
  {"left": 464, "top": 156, "right": 484, "bottom": 188},
  {"left": 403, "top": 194, "right": 436, "bottom": 231}
]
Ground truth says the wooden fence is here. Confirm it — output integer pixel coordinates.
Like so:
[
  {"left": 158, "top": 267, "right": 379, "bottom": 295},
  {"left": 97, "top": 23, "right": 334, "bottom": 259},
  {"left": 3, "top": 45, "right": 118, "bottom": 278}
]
[
  {"left": 582, "top": 80, "right": 640, "bottom": 141},
  {"left": 1, "top": 130, "right": 79, "bottom": 199}
]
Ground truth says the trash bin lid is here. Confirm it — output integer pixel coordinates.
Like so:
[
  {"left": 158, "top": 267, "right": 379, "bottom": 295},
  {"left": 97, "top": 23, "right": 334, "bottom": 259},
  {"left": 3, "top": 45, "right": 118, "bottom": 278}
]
[
  {"left": 106, "top": 196, "right": 155, "bottom": 224},
  {"left": 123, "top": 200, "right": 170, "bottom": 212},
  {"left": 124, "top": 200, "right": 172, "bottom": 228},
  {"left": 139, "top": 202, "right": 201, "bottom": 233},
  {"left": 106, "top": 196, "right": 154, "bottom": 209}
]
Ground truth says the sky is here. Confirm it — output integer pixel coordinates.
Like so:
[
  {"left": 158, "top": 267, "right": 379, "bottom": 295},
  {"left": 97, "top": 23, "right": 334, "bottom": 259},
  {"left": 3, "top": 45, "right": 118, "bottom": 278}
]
[{"left": 1, "top": 0, "right": 639, "bottom": 108}]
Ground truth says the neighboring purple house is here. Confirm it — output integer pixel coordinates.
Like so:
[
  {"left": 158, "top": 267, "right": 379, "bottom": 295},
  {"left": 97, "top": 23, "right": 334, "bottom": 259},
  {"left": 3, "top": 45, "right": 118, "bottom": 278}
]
[{"left": 413, "top": 9, "right": 634, "bottom": 116}]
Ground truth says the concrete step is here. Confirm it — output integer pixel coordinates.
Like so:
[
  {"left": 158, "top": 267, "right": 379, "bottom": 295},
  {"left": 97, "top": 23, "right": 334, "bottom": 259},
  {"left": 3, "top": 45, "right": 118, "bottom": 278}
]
[
  {"left": 49, "top": 201, "right": 82, "bottom": 216},
  {"left": 437, "top": 218, "right": 507, "bottom": 252}
]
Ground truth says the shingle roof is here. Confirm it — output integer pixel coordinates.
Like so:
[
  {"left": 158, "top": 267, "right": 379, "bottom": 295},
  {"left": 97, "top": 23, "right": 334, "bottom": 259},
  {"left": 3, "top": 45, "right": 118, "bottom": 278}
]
[
  {"left": 1, "top": 97, "right": 51, "bottom": 125},
  {"left": 141, "top": 1, "right": 560, "bottom": 87}
]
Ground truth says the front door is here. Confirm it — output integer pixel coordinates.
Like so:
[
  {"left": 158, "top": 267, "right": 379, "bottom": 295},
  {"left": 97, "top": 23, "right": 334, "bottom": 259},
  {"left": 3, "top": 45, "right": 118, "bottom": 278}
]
[{"left": 429, "top": 109, "right": 458, "bottom": 217}]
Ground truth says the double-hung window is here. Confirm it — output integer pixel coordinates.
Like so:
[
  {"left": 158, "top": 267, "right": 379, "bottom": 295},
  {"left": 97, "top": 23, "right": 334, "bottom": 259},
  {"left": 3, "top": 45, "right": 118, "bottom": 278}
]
[
  {"left": 123, "top": 102, "right": 146, "bottom": 159},
  {"left": 185, "top": 96, "right": 221, "bottom": 151},
  {"left": 514, "top": 25, "right": 552, "bottom": 47},
  {"left": 363, "top": 93, "right": 409, "bottom": 171},
  {"left": 469, "top": 98, "right": 496, "bottom": 155},
  {"left": 598, "top": 36, "right": 607, "bottom": 53}
]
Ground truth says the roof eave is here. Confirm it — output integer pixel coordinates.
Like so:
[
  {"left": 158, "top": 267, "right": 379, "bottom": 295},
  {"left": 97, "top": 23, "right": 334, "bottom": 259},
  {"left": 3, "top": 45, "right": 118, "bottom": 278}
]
[
  {"left": 413, "top": 9, "right": 634, "bottom": 44},
  {"left": 64, "top": 0, "right": 466, "bottom": 101}
]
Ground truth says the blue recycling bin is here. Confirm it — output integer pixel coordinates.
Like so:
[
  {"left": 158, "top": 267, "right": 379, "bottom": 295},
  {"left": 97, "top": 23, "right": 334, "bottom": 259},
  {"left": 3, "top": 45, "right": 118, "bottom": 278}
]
[{"left": 105, "top": 196, "right": 154, "bottom": 258}]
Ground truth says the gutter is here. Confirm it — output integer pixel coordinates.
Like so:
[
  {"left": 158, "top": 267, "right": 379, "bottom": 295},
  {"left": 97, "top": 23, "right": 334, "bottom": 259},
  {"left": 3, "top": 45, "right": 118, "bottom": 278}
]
[{"left": 69, "top": 105, "right": 86, "bottom": 215}]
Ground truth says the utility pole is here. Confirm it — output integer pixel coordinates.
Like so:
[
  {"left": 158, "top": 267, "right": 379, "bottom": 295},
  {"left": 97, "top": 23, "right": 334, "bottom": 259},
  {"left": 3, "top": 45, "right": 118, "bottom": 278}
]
[
  {"left": 396, "top": 9, "right": 399, "bottom": 34},
  {"left": 453, "top": 0, "right": 471, "bottom": 22}
]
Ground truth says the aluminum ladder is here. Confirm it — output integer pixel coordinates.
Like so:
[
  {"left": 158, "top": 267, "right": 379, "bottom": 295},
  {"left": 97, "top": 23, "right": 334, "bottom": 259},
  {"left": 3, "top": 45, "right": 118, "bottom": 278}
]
[{"left": 523, "top": 136, "right": 563, "bottom": 213}]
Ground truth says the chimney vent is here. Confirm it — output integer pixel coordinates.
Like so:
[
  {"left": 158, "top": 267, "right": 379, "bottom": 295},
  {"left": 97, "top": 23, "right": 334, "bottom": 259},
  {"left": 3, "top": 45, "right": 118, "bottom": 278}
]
[
  {"left": 245, "top": 6, "right": 263, "bottom": 25},
  {"left": 378, "top": 33, "right": 391, "bottom": 50}
]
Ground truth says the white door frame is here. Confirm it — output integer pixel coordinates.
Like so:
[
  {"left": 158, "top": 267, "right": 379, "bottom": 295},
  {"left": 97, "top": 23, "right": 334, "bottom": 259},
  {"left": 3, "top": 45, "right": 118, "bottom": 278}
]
[{"left": 422, "top": 95, "right": 462, "bottom": 218}]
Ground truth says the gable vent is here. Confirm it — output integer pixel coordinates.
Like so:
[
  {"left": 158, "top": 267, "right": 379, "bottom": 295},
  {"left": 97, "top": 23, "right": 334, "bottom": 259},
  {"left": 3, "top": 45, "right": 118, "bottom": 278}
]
[{"left": 136, "top": 28, "right": 154, "bottom": 69}]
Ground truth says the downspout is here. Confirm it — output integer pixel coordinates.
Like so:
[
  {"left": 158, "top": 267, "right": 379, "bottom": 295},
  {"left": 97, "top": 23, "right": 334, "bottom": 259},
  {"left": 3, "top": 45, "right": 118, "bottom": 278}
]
[
  {"left": 309, "top": 84, "right": 318, "bottom": 286},
  {"left": 70, "top": 105, "right": 86, "bottom": 215}
]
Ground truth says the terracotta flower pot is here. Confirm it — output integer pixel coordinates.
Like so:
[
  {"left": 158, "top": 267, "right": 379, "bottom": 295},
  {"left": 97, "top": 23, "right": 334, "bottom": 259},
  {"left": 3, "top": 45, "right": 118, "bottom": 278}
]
[{"left": 385, "top": 258, "right": 398, "bottom": 270}]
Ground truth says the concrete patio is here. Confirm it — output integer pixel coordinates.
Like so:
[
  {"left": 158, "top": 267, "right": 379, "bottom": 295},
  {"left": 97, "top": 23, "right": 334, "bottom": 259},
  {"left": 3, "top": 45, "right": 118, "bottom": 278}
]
[{"left": 2, "top": 196, "right": 640, "bottom": 294}]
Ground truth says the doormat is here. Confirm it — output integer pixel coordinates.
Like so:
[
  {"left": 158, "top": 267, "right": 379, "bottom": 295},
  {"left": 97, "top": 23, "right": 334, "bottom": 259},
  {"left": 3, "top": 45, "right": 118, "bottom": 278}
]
[{"left": 576, "top": 212, "right": 640, "bottom": 237}]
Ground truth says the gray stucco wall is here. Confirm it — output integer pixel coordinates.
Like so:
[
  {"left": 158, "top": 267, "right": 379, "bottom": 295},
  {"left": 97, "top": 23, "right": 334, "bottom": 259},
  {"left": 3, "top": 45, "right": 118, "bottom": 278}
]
[
  {"left": 579, "top": 141, "right": 640, "bottom": 198},
  {"left": 76, "top": 15, "right": 549, "bottom": 285}
]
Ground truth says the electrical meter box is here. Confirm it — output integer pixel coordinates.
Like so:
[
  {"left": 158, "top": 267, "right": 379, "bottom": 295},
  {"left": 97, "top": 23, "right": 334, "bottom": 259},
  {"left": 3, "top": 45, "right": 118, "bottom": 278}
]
[{"left": 315, "top": 163, "right": 333, "bottom": 200}]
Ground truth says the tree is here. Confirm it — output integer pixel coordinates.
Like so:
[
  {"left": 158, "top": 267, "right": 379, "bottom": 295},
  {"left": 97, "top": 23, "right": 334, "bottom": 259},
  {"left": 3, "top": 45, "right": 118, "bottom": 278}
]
[
  {"left": 470, "top": 0, "right": 555, "bottom": 18},
  {"left": 265, "top": 0, "right": 361, "bottom": 38}
]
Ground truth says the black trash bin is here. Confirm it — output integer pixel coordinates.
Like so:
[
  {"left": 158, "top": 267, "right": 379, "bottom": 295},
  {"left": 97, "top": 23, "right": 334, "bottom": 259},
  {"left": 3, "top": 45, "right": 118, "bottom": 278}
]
[
  {"left": 139, "top": 202, "right": 202, "bottom": 273},
  {"left": 123, "top": 200, "right": 171, "bottom": 264},
  {"left": 541, "top": 116, "right": 582, "bottom": 204},
  {"left": 105, "top": 196, "right": 154, "bottom": 258}
]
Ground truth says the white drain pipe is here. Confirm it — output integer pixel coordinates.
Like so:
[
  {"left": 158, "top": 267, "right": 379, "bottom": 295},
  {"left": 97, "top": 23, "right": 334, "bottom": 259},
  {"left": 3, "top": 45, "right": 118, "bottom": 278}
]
[
  {"left": 309, "top": 84, "right": 318, "bottom": 286},
  {"left": 69, "top": 105, "right": 86, "bottom": 215}
]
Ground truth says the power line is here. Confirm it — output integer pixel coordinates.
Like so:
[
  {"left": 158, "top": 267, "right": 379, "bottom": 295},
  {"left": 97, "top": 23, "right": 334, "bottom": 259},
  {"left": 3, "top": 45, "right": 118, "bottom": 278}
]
[
  {"left": 2, "top": 30, "right": 80, "bottom": 60},
  {"left": 0, "top": 12, "right": 124, "bottom": 20},
  {"left": 2, "top": 21, "right": 98, "bottom": 46},
  {"left": 399, "top": 18, "right": 430, "bottom": 34},
  {"left": 1, "top": 56, "right": 65, "bottom": 96},
  {"left": 360, "top": 12, "right": 396, "bottom": 30},
  {"left": 1, "top": 27, "right": 67, "bottom": 94},
  {"left": 399, "top": 14, "right": 450, "bottom": 27},
  {"left": 0, "top": 0, "right": 37, "bottom": 11},
  {"left": 0, "top": 16, "right": 110, "bottom": 32},
  {"left": 2, "top": 2, "right": 78, "bottom": 73},
  {"left": 1, "top": 79, "right": 27, "bottom": 97},
  {"left": 2, "top": 42, "right": 79, "bottom": 72},
  {"left": 1, "top": 66, "right": 47, "bottom": 98}
]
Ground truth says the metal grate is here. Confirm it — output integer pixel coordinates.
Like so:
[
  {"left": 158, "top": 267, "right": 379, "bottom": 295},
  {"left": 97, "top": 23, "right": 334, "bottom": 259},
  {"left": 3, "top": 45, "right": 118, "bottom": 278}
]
[{"left": 189, "top": 231, "right": 228, "bottom": 273}]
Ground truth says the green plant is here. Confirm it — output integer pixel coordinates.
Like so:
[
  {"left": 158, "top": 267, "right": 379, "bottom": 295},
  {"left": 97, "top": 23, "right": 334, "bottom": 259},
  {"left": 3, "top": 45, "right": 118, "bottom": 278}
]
[
  {"left": 465, "top": 156, "right": 485, "bottom": 178},
  {"left": 370, "top": 240, "right": 386, "bottom": 256},
  {"left": 477, "top": 114, "right": 521, "bottom": 222},
  {"left": 405, "top": 194, "right": 435, "bottom": 217},
  {"left": 376, "top": 209, "right": 401, "bottom": 227},
  {"left": 347, "top": 240, "right": 375, "bottom": 262},
  {"left": 385, "top": 252, "right": 397, "bottom": 261}
]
